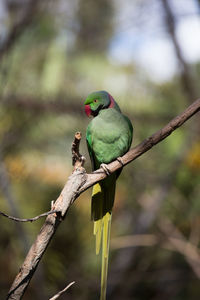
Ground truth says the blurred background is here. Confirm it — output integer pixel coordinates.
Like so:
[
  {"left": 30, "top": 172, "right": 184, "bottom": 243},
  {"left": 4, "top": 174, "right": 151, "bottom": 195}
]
[{"left": 0, "top": 0, "right": 200, "bottom": 299}]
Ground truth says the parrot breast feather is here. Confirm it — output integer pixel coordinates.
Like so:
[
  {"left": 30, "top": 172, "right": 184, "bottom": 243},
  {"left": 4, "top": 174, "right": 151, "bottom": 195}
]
[{"left": 86, "top": 108, "right": 133, "bottom": 167}]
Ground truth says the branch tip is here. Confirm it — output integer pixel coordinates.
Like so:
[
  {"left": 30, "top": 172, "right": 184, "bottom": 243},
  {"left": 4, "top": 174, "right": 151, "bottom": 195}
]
[
  {"left": 49, "top": 281, "right": 75, "bottom": 300},
  {"left": 0, "top": 209, "right": 59, "bottom": 223},
  {"left": 72, "top": 131, "right": 85, "bottom": 171}
]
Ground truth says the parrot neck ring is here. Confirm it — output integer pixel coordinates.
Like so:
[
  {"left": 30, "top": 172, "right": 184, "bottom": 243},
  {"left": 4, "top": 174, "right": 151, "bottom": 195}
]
[{"left": 108, "top": 94, "right": 115, "bottom": 108}]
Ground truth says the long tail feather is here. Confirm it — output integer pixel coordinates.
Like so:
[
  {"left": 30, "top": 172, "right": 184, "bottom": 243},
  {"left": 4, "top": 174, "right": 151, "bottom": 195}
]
[
  {"left": 94, "top": 219, "right": 103, "bottom": 255},
  {"left": 92, "top": 178, "right": 115, "bottom": 300},
  {"left": 100, "top": 212, "right": 112, "bottom": 300}
]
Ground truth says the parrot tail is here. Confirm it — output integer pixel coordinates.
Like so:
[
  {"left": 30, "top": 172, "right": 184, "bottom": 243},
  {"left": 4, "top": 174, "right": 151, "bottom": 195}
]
[
  {"left": 91, "top": 176, "right": 116, "bottom": 300},
  {"left": 100, "top": 212, "right": 112, "bottom": 300}
]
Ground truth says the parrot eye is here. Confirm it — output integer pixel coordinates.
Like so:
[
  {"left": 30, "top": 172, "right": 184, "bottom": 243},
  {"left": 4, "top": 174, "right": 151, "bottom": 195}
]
[{"left": 94, "top": 99, "right": 98, "bottom": 103}]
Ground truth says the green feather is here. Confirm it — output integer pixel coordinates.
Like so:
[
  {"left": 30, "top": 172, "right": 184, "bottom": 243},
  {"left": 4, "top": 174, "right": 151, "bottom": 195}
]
[{"left": 85, "top": 91, "right": 133, "bottom": 300}]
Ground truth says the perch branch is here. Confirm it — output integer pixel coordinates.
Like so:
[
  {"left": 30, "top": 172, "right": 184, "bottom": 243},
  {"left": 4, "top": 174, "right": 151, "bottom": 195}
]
[
  {"left": 7, "top": 98, "right": 200, "bottom": 299},
  {"left": 7, "top": 134, "right": 87, "bottom": 300},
  {"left": 80, "top": 98, "right": 200, "bottom": 191}
]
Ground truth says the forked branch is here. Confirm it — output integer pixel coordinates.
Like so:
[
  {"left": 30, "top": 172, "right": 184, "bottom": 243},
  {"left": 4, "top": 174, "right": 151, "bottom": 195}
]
[{"left": 7, "top": 99, "right": 200, "bottom": 299}]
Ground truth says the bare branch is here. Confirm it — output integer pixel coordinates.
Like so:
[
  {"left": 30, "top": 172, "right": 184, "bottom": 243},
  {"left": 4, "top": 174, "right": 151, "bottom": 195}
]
[
  {"left": 7, "top": 99, "right": 200, "bottom": 299},
  {"left": 80, "top": 98, "right": 200, "bottom": 192},
  {"left": 72, "top": 132, "right": 86, "bottom": 170},
  {"left": 0, "top": 209, "right": 59, "bottom": 223},
  {"left": 7, "top": 133, "right": 87, "bottom": 300},
  {"left": 49, "top": 281, "right": 75, "bottom": 300}
]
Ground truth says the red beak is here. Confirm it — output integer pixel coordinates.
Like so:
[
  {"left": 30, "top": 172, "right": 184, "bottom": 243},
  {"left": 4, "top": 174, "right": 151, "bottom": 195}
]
[{"left": 85, "top": 104, "right": 91, "bottom": 117}]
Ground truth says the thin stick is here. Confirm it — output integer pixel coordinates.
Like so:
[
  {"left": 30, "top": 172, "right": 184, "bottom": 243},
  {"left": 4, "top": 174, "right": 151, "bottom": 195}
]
[
  {"left": 0, "top": 210, "right": 59, "bottom": 223},
  {"left": 49, "top": 281, "right": 75, "bottom": 300},
  {"left": 7, "top": 99, "right": 200, "bottom": 299}
]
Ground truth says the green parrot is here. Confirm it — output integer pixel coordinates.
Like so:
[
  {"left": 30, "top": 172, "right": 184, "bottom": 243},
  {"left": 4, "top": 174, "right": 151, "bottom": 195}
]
[{"left": 84, "top": 91, "right": 133, "bottom": 300}]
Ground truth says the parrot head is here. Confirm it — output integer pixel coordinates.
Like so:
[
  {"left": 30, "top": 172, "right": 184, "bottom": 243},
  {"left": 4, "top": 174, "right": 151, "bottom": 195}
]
[{"left": 84, "top": 90, "right": 119, "bottom": 117}]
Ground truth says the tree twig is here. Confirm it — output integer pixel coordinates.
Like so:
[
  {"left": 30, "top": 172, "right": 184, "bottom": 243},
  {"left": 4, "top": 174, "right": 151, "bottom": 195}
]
[
  {"left": 72, "top": 132, "right": 86, "bottom": 170},
  {"left": 7, "top": 99, "right": 200, "bottom": 299},
  {"left": 49, "top": 281, "right": 75, "bottom": 300},
  {"left": 0, "top": 209, "right": 59, "bottom": 223}
]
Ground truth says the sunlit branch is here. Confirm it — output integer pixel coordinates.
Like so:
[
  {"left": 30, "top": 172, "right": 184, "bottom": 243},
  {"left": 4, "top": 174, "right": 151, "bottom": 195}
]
[{"left": 7, "top": 98, "right": 200, "bottom": 299}]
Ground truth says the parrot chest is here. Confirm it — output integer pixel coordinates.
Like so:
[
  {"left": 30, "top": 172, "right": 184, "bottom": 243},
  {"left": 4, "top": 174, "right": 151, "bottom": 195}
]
[{"left": 87, "top": 109, "right": 132, "bottom": 165}]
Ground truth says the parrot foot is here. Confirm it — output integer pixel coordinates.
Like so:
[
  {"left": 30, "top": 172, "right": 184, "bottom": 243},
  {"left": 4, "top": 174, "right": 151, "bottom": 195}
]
[
  {"left": 117, "top": 157, "right": 124, "bottom": 166},
  {"left": 100, "top": 163, "right": 110, "bottom": 175}
]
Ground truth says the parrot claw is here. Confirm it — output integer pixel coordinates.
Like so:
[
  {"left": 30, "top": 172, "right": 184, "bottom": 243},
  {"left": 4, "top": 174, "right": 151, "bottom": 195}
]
[
  {"left": 117, "top": 157, "right": 124, "bottom": 166},
  {"left": 100, "top": 163, "right": 110, "bottom": 175}
]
